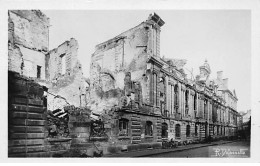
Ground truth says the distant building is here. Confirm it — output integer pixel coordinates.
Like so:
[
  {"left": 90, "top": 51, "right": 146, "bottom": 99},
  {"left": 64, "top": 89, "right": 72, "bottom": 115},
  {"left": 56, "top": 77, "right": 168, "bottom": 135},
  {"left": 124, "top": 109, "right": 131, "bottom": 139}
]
[{"left": 239, "top": 110, "right": 251, "bottom": 137}]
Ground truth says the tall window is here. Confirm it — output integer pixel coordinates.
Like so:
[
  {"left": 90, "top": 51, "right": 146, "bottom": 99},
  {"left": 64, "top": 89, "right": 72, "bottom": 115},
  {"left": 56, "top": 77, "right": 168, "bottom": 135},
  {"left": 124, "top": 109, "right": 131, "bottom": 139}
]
[
  {"left": 186, "top": 125, "right": 190, "bottom": 137},
  {"left": 60, "top": 54, "right": 66, "bottom": 75},
  {"left": 145, "top": 121, "right": 153, "bottom": 136},
  {"left": 153, "top": 73, "right": 157, "bottom": 106},
  {"left": 119, "top": 119, "right": 129, "bottom": 136},
  {"left": 161, "top": 123, "right": 168, "bottom": 138},
  {"left": 37, "top": 65, "right": 41, "bottom": 79},
  {"left": 194, "top": 93, "right": 197, "bottom": 110},
  {"left": 174, "top": 85, "right": 179, "bottom": 112},
  {"left": 195, "top": 124, "right": 198, "bottom": 136},
  {"left": 159, "top": 77, "right": 165, "bottom": 98},
  {"left": 204, "top": 100, "right": 207, "bottom": 119},
  {"left": 175, "top": 124, "right": 181, "bottom": 138},
  {"left": 171, "top": 85, "right": 173, "bottom": 114},
  {"left": 185, "top": 90, "right": 189, "bottom": 115}
]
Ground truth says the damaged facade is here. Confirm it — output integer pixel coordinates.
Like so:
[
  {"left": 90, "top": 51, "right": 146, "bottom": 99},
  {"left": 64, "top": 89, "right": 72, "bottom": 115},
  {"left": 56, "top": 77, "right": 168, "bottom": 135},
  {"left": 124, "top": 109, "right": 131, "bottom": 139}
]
[
  {"left": 8, "top": 10, "right": 89, "bottom": 157},
  {"left": 88, "top": 12, "right": 239, "bottom": 149},
  {"left": 8, "top": 10, "right": 239, "bottom": 157},
  {"left": 8, "top": 10, "right": 87, "bottom": 108}
]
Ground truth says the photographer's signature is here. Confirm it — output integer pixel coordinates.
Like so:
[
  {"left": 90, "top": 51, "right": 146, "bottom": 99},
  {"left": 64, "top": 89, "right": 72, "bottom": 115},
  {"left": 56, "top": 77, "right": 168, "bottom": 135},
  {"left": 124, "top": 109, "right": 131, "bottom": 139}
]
[{"left": 212, "top": 147, "right": 248, "bottom": 157}]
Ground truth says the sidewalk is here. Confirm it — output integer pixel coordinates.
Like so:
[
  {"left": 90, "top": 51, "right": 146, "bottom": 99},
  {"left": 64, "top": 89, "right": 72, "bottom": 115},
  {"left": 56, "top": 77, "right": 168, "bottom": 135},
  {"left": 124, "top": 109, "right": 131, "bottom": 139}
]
[{"left": 104, "top": 140, "right": 234, "bottom": 157}]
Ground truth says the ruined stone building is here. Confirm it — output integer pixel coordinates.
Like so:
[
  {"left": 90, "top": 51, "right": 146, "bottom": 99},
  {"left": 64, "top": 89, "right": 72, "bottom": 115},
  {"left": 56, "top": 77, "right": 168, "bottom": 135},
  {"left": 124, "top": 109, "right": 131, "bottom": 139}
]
[
  {"left": 8, "top": 10, "right": 239, "bottom": 156},
  {"left": 88, "top": 12, "right": 239, "bottom": 148},
  {"left": 8, "top": 10, "right": 87, "bottom": 108},
  {"left": 8, "top": 10, "right": 90, "bottom": 157}
]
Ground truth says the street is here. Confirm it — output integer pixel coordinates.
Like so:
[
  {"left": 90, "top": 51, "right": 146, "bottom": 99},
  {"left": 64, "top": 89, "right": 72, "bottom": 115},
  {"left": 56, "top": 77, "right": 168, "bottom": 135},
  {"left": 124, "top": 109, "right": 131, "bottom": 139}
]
[{"left": 143, "top": 141, "right": 250, "bottom": 158}]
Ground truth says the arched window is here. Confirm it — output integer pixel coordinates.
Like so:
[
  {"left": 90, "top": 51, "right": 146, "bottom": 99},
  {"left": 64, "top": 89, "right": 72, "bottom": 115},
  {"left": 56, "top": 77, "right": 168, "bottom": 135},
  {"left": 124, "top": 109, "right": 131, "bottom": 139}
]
[
  {"left": 145, "top": 121, "right": 153, "bottom": 136},
  {"left": 174, "top": 85, "right": 179, "bottom": 111},
  {"left": 186, "top": 125, "right": 191, "bottom": 137},
  {"left": 175, "top": 124, "right": 181, "bottom": 138},
  {"left": 119, "top": 118, "right": 129, "bottom": 136},
  {"left": 161, "top": 123, "right": 168, "bottom": 138}
]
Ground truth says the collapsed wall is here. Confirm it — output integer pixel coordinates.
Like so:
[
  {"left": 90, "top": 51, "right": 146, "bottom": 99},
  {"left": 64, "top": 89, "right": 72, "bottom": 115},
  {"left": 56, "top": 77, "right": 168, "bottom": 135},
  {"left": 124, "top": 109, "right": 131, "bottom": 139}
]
[{"left": 46, "top": 38, "right": 88, "bottom": 109}]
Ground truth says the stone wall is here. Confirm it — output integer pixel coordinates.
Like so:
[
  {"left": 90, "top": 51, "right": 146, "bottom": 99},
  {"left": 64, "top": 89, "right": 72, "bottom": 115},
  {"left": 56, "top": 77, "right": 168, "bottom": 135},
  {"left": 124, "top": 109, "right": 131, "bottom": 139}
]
[
  {"left": 8, "top": 10, "right": 49, "bottom": 51},
  {"left": 8, "top": 10, "right": 49, "bottom": 79},
  {"left": 8, "top": 71, "right": 47, "bottom": 157},
  {"left": 47, "top": 38, "right": 78, "bottom": 81},
  {"left": 89, "top": 19, "right": 156, "bottom": 115},
  {"left": 46, "top": 38, "right": 87, "bottom": 108}
]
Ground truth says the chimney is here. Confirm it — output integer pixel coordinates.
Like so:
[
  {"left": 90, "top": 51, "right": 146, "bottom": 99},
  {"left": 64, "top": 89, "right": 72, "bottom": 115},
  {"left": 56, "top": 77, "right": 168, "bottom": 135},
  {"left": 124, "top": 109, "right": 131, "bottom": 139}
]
[
  {"left": 217, "top": 71, "right": 223, "bottom": 80},
  {"left": 223, "top": 78, "right": 228, "bottom": 89},
  {"left": 147, "top": 13, "right": 165, "bottom": 57}
]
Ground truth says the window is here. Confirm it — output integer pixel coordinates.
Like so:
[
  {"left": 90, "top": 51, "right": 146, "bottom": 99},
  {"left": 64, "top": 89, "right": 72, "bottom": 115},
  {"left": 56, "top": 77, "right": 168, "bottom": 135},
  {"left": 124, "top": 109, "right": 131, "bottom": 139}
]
[
  {"left": 186, "top": 125, "right": 190, "bottom": 137},
  {"left": 194, "top": 93, "right": 197, "bottom": 110},
  {"left": 153, "top": 73, "right": 157, "bottom": 106},
  {"left": 175, "top": 124, "right": 181, "bottom": 138},
  {"left": 60, "top": 54, "right": 66, "bottom": 75},
  {"left": 145, "top": 121, "right": 153, "bottom": 136},
  {"left": 37, "top": 65, "right": 41, "bottom": 79},
  {"left": 119, "top": 119, "right": 129, "bottom": 136},
  {"left": 161, "top": 123, "right": 168, "bottom": 138},
  {"left": 195, "top": 124, "right": 198, "bottom": 136},
  {"left": 159, "top": 77, "right": 165, "bottom": 98},
  {"left": 174, "top": 85, "right": 179, "bottom": 111},
  {"left": 204, "top": 100, "right": 207, "bottom": 118},
  {"left": 171, "top": 85, "right": 173, "bottom": 114},
  {"left": 185, "top": 90, "right": 189, "bottom": 115}
]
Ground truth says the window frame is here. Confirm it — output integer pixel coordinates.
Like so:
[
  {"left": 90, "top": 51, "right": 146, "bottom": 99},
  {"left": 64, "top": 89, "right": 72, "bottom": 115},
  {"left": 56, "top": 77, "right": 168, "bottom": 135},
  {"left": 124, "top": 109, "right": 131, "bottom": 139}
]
[
  {"left": 161, "top": 122, "right": 168, "bottom": 138},
  {"left": 186, "top": 125, "right": 191, "bottom": 138},
  {"left": 118, "top": 118, "right": 129, "bottom": 136},
  {"left": 37, "top": 65, "right": 41, "bottom": 79},
  {"left": 175, "top": 124, "right": 181, "bottom": 138},
  {"left": 145, "top": 121, "right": 153, "bottom": 136}
]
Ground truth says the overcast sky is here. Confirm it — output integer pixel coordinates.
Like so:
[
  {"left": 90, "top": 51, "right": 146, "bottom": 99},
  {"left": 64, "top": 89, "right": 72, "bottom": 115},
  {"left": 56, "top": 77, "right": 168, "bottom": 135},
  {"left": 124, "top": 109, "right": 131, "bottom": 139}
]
[{"left": 43, "top": 10, "right": 251, "bottom": 112}]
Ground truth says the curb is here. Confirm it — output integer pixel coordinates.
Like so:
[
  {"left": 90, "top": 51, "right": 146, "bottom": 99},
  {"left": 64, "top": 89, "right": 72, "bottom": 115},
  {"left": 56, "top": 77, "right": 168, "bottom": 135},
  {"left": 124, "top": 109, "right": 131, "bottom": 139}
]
[
  {"left": 105, "top": 141, "right": 234, "bottom": 157},
  {"left": 137, "top": 141, "right": 233, "bottom": 157}
]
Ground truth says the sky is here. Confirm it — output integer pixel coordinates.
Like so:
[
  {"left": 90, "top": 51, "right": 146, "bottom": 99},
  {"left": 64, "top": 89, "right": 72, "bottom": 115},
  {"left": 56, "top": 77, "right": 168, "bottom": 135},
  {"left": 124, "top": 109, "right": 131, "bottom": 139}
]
[{"left": 43, "top": 10, "right": 251, "bottom": 112}]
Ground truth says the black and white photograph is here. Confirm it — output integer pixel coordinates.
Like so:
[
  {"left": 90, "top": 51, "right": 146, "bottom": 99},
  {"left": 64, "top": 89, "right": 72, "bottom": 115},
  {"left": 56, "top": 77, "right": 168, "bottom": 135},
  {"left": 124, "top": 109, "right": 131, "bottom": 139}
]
[{"left": 1, "top": 0, "right": 260, "bottom": 163}]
